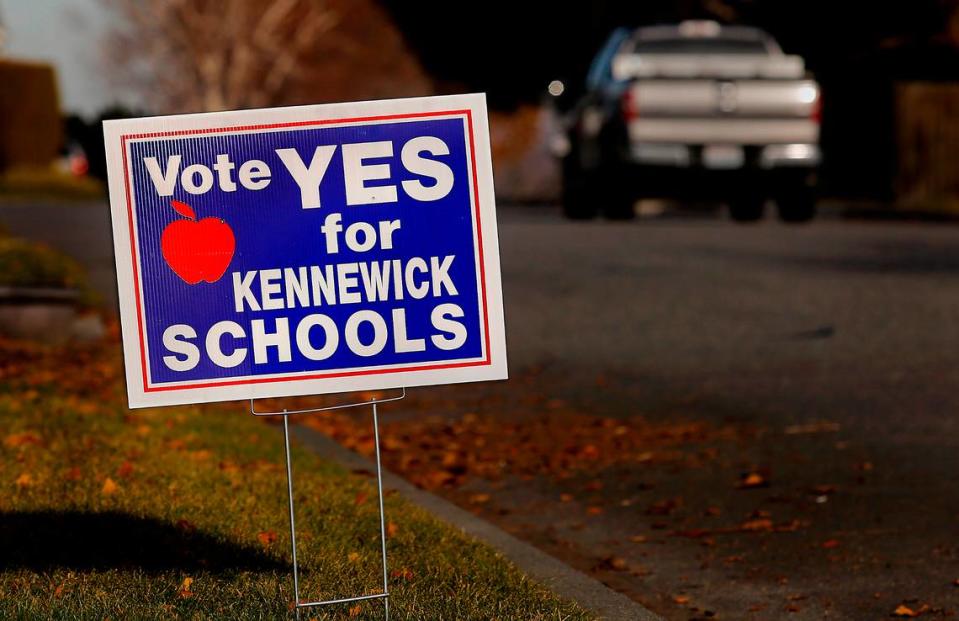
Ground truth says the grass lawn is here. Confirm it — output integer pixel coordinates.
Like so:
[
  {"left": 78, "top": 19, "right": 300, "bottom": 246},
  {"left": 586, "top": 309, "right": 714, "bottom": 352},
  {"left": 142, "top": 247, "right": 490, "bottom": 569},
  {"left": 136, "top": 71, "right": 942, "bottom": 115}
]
[{"left": 0, "top": 336, "right": 589, "bottom": 620}]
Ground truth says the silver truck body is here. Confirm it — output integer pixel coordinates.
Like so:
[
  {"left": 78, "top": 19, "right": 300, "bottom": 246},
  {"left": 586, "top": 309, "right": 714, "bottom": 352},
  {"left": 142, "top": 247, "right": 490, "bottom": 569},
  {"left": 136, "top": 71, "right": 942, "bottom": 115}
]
[{"left": 615, "top": 22, "right": 821, "bottom": 170}]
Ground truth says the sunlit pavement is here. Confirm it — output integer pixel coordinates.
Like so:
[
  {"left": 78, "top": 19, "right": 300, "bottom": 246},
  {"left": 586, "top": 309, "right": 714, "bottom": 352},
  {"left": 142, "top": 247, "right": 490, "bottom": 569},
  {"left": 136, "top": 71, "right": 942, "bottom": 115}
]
[{"left": 5, "top": 200, "right": 959, "bottom": 619}]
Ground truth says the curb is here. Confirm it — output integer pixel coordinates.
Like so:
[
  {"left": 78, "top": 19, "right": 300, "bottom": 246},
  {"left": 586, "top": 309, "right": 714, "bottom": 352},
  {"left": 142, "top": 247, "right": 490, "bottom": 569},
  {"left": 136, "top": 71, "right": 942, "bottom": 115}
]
[{"left": 289, "top": 422, "right": 662, "bottom": 621}]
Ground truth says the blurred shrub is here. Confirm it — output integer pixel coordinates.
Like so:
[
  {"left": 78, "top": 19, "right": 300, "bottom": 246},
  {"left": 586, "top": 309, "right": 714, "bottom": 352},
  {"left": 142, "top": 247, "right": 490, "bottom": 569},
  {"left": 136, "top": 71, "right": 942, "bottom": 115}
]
[
  {"left": 0, "top": 236, "right": 98, "bottom": 307},
  {"left": 0, "top": 61, "right": 61, "bottom": 171},
  {"left": 0, "top": 166, "right": 103, "bottom": 201},
  {"left": 896, "top": 82, "right": 959, "bottom": 213}
]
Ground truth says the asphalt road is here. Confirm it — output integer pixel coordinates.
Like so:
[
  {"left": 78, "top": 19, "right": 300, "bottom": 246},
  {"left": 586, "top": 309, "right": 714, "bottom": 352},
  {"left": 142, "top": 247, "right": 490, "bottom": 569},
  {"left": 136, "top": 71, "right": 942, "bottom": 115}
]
[
  {"left": 489, "top": 207, "right": 959, "bottom": 620},
  {"left": 4, "top": 201, "right": 959, "bottom": 619}
]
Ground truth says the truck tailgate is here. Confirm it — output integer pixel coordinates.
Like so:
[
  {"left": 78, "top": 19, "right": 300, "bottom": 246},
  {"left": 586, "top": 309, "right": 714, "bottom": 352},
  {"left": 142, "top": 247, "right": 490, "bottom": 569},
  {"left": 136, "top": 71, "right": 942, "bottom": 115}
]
[{"left": 625, "top": 79, "right": 820, "bottom": 145}]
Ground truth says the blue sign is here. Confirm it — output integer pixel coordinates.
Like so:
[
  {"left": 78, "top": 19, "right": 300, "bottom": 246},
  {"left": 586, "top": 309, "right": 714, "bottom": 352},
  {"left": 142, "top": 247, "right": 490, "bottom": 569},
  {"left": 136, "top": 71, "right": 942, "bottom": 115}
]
[{"left": 105, "top": 95, "right": 507, "bottom": 408}]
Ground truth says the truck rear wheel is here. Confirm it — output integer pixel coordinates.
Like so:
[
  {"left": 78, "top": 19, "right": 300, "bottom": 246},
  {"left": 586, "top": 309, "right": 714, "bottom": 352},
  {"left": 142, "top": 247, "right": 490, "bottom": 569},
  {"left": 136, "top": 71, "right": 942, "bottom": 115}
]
[
  {"left": 776, "top": 187, "right": 816, "bottom": 223},
  {"left": 728, "top": 194, "right": 766, "bottom": 223},
  {"left": 561, "top": 161, "right": 599, "bottom": 220}
]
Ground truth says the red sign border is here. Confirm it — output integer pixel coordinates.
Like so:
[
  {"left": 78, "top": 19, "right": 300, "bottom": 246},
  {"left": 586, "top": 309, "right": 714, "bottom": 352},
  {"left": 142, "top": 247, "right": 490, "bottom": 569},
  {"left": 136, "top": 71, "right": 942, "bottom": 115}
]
[{"left": 120, "top": 109, "right": 491, "bottom": 394}]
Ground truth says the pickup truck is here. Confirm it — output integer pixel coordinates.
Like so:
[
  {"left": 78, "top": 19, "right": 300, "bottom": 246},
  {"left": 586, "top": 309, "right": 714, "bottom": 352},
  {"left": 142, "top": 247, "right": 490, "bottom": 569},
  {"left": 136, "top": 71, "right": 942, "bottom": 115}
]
[{"left": 550, "top": 21, "right": 821, "bottom": 222}]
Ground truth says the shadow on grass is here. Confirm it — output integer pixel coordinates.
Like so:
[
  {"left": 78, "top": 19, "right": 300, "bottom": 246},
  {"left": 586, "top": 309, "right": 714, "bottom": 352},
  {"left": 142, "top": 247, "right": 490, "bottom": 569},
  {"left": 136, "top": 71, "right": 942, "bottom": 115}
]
[{"left": 0, "top": 510, "right": 287, "bottom": 572}]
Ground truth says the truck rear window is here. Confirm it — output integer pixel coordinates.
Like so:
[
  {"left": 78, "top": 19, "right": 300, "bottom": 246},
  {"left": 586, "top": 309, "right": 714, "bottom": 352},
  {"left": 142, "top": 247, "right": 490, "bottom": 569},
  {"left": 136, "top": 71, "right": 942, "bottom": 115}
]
[{"left": 630, "top": 38, "right": 768, "bottom": 55}]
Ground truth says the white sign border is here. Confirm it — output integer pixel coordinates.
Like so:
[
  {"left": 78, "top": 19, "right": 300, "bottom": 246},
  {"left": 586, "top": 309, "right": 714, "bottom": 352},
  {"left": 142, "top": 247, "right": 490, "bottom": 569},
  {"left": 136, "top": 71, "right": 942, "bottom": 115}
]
[{"left": 104, "top": 93, "right": 507, "bottom": 409}]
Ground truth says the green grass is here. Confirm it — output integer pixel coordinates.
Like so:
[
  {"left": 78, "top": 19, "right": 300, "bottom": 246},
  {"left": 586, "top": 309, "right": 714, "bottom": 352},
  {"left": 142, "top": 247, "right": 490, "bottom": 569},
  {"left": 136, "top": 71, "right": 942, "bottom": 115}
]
[{"left": 0, "top": 341, "right": 590, "bottom": 620}]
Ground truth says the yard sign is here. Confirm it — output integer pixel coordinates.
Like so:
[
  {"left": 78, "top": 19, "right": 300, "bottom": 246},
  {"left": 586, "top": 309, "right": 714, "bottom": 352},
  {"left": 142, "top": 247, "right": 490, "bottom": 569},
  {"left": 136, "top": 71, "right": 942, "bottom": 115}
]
[{"left": 104, "top": 94, "right": 507, "bottom": 408}]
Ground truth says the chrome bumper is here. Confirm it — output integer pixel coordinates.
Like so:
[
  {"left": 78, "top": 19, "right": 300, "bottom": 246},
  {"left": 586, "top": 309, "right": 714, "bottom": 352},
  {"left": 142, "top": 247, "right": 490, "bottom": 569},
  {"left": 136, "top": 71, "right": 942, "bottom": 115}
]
[{"left": 629, "top": 142, "right": 821, "bottom": 169}]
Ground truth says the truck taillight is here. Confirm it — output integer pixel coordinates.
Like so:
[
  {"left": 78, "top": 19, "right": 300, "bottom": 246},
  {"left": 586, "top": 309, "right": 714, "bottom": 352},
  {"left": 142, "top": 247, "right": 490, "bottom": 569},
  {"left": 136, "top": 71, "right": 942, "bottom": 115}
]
[
  {"left": 811, "top": 92, "right": 822, "bottom": 124},
  {"left": 621, "top": 87, "right": 638, "bottom": 122}
]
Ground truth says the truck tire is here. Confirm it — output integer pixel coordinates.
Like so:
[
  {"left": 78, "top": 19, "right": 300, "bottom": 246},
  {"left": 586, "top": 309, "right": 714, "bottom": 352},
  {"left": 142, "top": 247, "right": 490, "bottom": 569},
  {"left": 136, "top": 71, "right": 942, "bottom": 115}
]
[
  {"left": 561, "top": 161, "right": 599, "bottom": 220},
  {"left": 603, "top": 184, "right": 636, "bottom": 220},
  {"left": 597, "top": 162, "right": 634, "bottom": 220},
  {"left": 776, "top": 187, "right": 816, "bottom": 223},
  {"left": 728, "top": 194, "right": 765, "bottom": 223}
]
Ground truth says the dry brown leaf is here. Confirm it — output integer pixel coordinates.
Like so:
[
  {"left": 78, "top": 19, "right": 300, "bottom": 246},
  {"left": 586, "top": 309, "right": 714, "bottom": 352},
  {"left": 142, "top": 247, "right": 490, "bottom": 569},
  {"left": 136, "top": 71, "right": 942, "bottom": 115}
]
[
  {"left": 4, "top": 433, "right": 41, "bottom": 448},
  {"left": 348, "top": 604, "right": 362, "bottom": 617},
  {"left": 15, "top": 473, "right": 32, "bottom": 488},
  {"left": 672, "top": 595, "right": 690, "bottom": 605},
  {"left": 738, "top": 472, "right": 768, "bottom": 488},
  {"left": 257, "top": 531, "right": 277, "bottom": 547},
  {"left": 347, "top": 552, "right": 360, "bottom": 563},
  {"left": 178, "top": 576, "right": 193, "bottom": 598},
  {"left": 740, "top": 518, "right": 774, "bottom": 532},
  {"left": 893, "top": 604, "right": 920, "bottom": 617},
  {"left": 386, "top": 521, "right": 399, "bottom": 538},
  {"left": 117, "top": 461, "right": 134, "bottom": 479},
  {"left": 101, "top": 478, "right": 118, "bottom": 495},
  {"left": 784, "top": 421, "right": 840, "bottom": 435}
]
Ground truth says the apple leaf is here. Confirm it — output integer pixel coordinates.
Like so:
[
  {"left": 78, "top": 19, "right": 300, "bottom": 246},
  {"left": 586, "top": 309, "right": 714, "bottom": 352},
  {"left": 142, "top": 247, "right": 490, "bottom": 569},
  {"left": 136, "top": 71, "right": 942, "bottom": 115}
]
[{"left": 170, "top": 200, "right": 196, "bottom": 220}]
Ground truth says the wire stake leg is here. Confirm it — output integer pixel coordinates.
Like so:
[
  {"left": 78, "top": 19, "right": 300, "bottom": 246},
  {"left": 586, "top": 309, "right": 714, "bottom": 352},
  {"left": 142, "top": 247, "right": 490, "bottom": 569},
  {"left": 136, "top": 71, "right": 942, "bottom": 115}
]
[{"left": 263, "top": 391, "right": 403, "bottom": 619}]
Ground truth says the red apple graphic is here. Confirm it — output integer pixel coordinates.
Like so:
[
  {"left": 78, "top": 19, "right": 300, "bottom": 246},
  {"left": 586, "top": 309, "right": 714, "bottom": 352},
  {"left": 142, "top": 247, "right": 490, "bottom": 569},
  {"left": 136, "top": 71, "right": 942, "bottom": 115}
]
[{"left": 160, "top": 200, "right": 235, "bottom": 284}]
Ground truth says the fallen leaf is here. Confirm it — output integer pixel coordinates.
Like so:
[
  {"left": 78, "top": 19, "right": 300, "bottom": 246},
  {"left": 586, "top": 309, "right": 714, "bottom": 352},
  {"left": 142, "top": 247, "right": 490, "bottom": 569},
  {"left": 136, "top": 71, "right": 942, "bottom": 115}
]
[
  {"left": 672, "top": 595, "right": 690, "bottom": 605},
  {"left": 347, "top": 552, "right": 360, "bottom": 563},
  {"left": 784, "top": 421, "right": 840, "bottom": 435},
  {"left": 178, "top": 576, "right": 193, "bottom": 598},
  {"left": 354, "top": 491, "right": 369, "bottom": 506},
  {"left": 101, "top": 478, "right": 118, "bottom": 495},
  {"left": 4, "top": 433, "right": 41, "bottom": 448},
  {"left": 647, "top": 497, "right": 681, "bottom": 515},
  {"left": 64, "top": 467, "right": 82, "bottom": 481},
  {"left": 15, "top": 473, "right": 32, "bottom": 488},
  {"left": 117, "top": 461, "right": 134, "bottom": 479},
  {"left": 821, "top": 539, "right": 841, "bottom": 549},
  {"left": 348, "top": 604, "right": 362, "bottom": 617},
  {"left": 738, "top": 472, "right": 768, "bottom": 488},
  {"left": 740, "top": 518, "right": 774, "bottom": 532},
  {"left": 629, "top": 535, "right": 647, "bottom": 543},
  {"left": 559, "top": 493, "right": 573, "bottom": 503},
  {"left": 893, "top": 604, "right": 921, "bottom": 617},
  {"left": 468, "top": 493, "right": 491, "bottom": 505},
  {"left": 386, "top": 521, "right": 399, "bottom": 538},
  {"left": 602, "top": 556, "right": 628, "bottom": 571},
  {"left": 390, "top": 567, "right": 414, "bottom": 580},
  {"left": 257, "top": 531, "right": 277, "bottom": 547},
  {"left": 586, "top": 506, "right": 604, "bottom": 516}
]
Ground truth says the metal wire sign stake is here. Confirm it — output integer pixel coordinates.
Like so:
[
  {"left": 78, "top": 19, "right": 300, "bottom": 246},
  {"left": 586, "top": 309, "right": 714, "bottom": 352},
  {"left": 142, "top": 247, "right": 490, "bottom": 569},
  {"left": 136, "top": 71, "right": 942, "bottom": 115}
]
[
  {"left": 103, "top": 95, "right": 507, "bottom": 617},
  {"left": 251, "top": 389, "right": 405, "bottom": 619}
]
